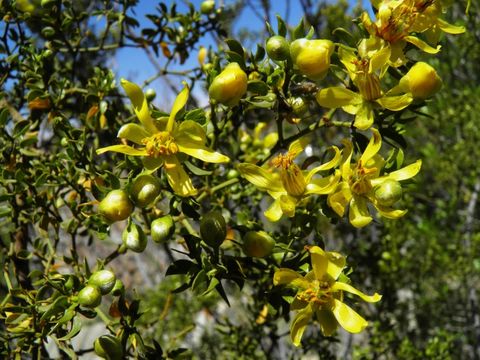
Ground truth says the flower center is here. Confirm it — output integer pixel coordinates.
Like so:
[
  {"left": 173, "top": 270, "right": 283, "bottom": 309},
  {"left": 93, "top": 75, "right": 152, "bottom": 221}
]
[
  {"left": 377, "top": 2, "right": 420, "bottom": 43},
  {"left": 272, "top": 152, "right": 306, "bottom": 197},
  {"left": 142, "top": 131, "right": 179, "bottom": 157},
  {"left": 349, "top": 160, "right": 377, "bottom": 195},
  {"left": 352, "top": 59, "right": 382, "bottom": 101},
  {"left": 297, "top": 280, "right": 332, "bottom": 304}
]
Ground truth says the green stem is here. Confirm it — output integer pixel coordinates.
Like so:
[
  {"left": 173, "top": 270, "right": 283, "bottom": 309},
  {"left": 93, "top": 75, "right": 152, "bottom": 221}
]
[{"left": 196, "top": 177, "right": 239, "bottom": 202}]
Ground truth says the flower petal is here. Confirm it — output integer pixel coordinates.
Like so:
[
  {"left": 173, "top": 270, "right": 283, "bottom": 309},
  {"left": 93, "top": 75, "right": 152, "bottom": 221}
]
[
  {"left": 331, "top": 299, "right": 368, "bottom": 333},
  {"left": 376, "top": 94, "right": 412, "bottom": 111},
  {"left": 264, "top": 199, "right": 284, "bottom": 222},
  {"left": 291, "top": 297, "right": 309, "bottom": 311},
  {"left": 121, "top": 79, "right": 158, "bottom": 134},
  {"left": 437, "top": 18, "right": 465, "bottom": 35},
  {"left": 307, "top": 246, "right": 328, "bottom": 280},
  {"left": 163, "top": 155, "right": 197, "bottom": 197},
  {"left": 374, "top": 203, "right": 407, "bottom": 219},
  {"left": 305, "top": 146, "right": 341, "bottom": 183},
  {"left": 387, "top": 160, "right": 422, "bottom": 181},
  {"left": 290, "top": 306, "right": 313, "bottom": 347},
  {"left": 117, "top": 123, "right": 150, "bottom": 144},
  {"left": 96, "top": 144, "right": 148, "bottom": 156},
  {"left": 273, "top": 268, "right": 302, "bottom": 286},
  {"left": 143, "top": 156, "right": 164, "bottom": 171},
  {"left": 349, "top": 195, "right": 373, "bottom": 228},
  {"left": 404, "top": 35, "right": 441, "bottom": 54},
  {"left": 325, "top": 251, "right": 346, "bottom": 281},
  {"left": 353, "top": 102, "right": 374, "bottom": 130},
  {"left": 327, "top": 182, "right": 352, "bottom": 217},
  {"left": 288, "top": 135, "right": 311, "bottom": 158},
  {"left": 279, "top": 195, "right": 297, "bottom": 218},
  {"left": 369, "top": 45, "right": 390, "bottom": 74},
  {"left": 238, "top": 163, "right": 283, "bottom": 192},
  {"left": 315, "top": 308, "right": 339, "bottom": 337},
  {"left": 174, "top": 120, "right": 207, "bottom": 145},
  {"left": 167, "top": 83, "right": 189, "bottom": 132},
  {"left": 332, "top": 282, "right": 382, "bottom": 303},
  {"left": 316, "top": 87, "right": 362, "bottom": 109},
  {"left": 305, "top": 171, "right": 341, "bottom": 195},
  {"left": 359, "top": 128, "right": 381, "bottom": 164},
  {"left": 177, "top": 140, "right": 230, "bottom": 163}
]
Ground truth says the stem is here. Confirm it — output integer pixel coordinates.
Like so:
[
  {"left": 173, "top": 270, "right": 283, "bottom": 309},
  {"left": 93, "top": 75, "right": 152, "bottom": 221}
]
[{"left": 196, "top": 177, "right": 239, "bottom": 202}]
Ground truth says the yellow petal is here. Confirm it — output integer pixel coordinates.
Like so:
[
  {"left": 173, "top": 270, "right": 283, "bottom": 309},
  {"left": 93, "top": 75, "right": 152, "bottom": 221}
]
[
  {"left": 174, "top": 120, "right": 207, "bottom": 145},
  {"left": 279, "top": 195, "right": 297, "bottom": 218},
  {"left": 349, "top": 196, "right": 373, "bottom": 228},
  {"left": 307, "top": 246, "right": 328, "bottom": 280},
  {"left": 305, "top": 171, "right": 341, "bottom": 195},
  {"left": 316, "top": 87, "right": 362, "bottom": 109},
  {"left": 315, "top": 308, "right": 339, "bottom": 336},
  {"left": 353, "top": 102, "right": 374, "bottom": 130},
  {"left": 374, "top": 203, "right": 407, "bottom": 219},
  {"left": 359, "top": 128, "right": 381, "bottom": 164},
  {"left": 291, "top": 297, "right": 309, "bottom": 311},
  {"left": 305, "top": 146, "right": 341, "bottom": 182},
  {"left": 332, "top": 282, "right": 382, "bottom": 303},
  {"left": 338, "top": 46, "right": 358, "bottom": 75},
  {"left": 290, "top": 306, "right": 313, "bottom": 347},
  {"left": 142, "top": 156, "right": 164, "bottom": 171},
  {"left": 167, "top": 82, "right": 190, "bottom": 132},
  {"left": 121, "top": 79, "right": 158, "bottom": 134},
  {"left": 331, "top": 299, "right": 368, "bottom": 333},
  {"left": 376, "top": 94, "right": 412, "bottom": 112},
  {"left": 369, "top": 45, "right": 390, "bottom": 74},
  {"left": 238, "top": 163, "right": 283, "bottom": 192},
  {"left": 163, "top": 155, "right": 197, "bottom": 197},
  {"left": 264, "top": 199, "right": 284, "bottom": 222},
  {"left": 437, "top": 18, "right": 465, "bottom": 35},
  {"left": 327, "top": 182, "right": 352, "bottom": 217},
  {"left": 340, "top": 141, "right": 353, "bottom": 180},
  {"left": 96, "top": 144, "right": 148, "bottom": 156},
  {"left": 387, "top": 160, "right": 422, "bottom": 181},
  {"left": 273, "top": 269, "right": 311, "bottom": 290},
  {"left": 288, "top": 135, "right": 311, "bottom": 158},
  {"left": 404, "top": 36, "right": 441, "bottom": 54},
  {"left": 176, "top": 141, "right": 230, "bottom": 163},
  {"left": 325, "top": 251, "right": 346, "bottom": 281},
  {"left": 117, "top": 123, "right": 150, "bottom": 144}
]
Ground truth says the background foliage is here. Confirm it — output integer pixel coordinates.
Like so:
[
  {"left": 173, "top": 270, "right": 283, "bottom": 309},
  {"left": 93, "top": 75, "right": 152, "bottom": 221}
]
[{"left": 0, "top": 0, "right": 478, "bottom": 359}]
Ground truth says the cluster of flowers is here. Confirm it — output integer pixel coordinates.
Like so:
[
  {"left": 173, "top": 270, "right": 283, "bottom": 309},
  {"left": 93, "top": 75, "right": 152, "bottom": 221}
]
[{"left": 96, "top": 0, "right": 464, "bottom": 347}]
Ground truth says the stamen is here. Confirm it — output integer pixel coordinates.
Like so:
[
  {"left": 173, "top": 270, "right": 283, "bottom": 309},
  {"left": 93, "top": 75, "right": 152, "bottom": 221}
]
[{"left": 142, "top": 131, "right": 179, "bottom": 157}]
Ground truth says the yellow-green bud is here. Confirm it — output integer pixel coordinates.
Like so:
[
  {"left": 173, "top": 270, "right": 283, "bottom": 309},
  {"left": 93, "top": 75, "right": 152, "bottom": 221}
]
[
  {"left": 200, "top": 211, "right": 227, "bottom": 248},
  {"left": 78, "top": 285, "right": 102, "bottom": 308},
  {"left": 151, "top": 215, "right": 175, "bottom": 243},
  {"left": 266, "top": 36, "right": 290, "bottom": 61},
  {"left": 98, "top": 189, "right": 133, "bottom": 223},
  {"left": 290, "top": 38, "right": 334, "bottom": 81},
  {"left": 208, "top": 63, "right": 248, "bottom": 106},
  {"left": 242, "top": 231, "right": 275, "bottom": 258},
  {"left": 122, "top": 221, "right": 147, "bottom": 253},
  {"left": 374, "top": 179, "right": 403, "bottom": 207},
  {"left": 399, "top": 62, "right": 442, "bottom": 99},
  {"left": 89, "top": 270, "right": 116, "bottom": 295},
  {"left": 130, "top": 174, "right": 161, "bottom": 208},
  {"left": 94, "top": 335, "right": 123, "bottom": 359},
  {"left": 200, "top": 0, "right": 215, "bottom": 14}
]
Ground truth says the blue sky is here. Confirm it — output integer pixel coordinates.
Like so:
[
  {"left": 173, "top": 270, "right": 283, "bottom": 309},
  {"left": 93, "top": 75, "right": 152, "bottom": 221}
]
[{"left": 112, "top": 0, "right": 372, "bottom": 107}]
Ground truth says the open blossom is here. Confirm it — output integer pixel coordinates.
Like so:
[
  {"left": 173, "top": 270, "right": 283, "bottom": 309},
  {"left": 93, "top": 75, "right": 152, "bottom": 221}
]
[
  {"left": 362, "top": 0, "right": 464, "bottom": 66},
  {"left": 97, "top": 80, "right": 229, "bottom": 197},
  {"left": 327, "top": 128, "right": 421, "bottom": 228},
  {"left": 274, "top": 246, "right": 381, "bottom": 346},
  {"left": 238, "top": 137, "right": 341, "bottom": 221},
  {"left": 316, "top": 42, "right": 412, "bottom": 130}
]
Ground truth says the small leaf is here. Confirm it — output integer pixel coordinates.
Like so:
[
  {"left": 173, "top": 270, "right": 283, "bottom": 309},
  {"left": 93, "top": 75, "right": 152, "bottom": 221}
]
[
  {"left": 225, "top": 39, "right": 244, "bottom": 57},
  {"left": 276, "top": 15, "right": 287, "bottom": 37}
]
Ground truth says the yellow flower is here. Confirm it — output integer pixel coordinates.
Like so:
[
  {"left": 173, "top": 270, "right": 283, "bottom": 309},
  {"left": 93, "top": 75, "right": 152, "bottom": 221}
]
[
  {"left": 97, "top": 79, "right": 229, "bottom": 197},
  {"left": 238, "top": 137, "right": 341, "bottom": 222},
  {"left": 316, "top": 45, "right": 412, "bottom": 130},
  {"left": 328, "top": 128, "right": 421, "bottom": 228},
  {"left": 290, "top": 38, "right": 335, "bottom": 81},
  {"left": 274, "top": 246, "right": 381, "bottom": 346}
]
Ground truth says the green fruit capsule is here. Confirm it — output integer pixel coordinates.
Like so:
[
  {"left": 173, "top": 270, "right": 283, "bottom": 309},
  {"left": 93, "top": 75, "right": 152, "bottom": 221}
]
[
  {"left": 200, "top": 211, "right": 227, "bottom": 248},
  {"left": 111, "top": 279, "right": 125, "bottom": 297},
  {"left": 242, "top": 231, "right": 275, "bottom": 258},
  {"left": 208, "top": 62, "right": 248, "bottom": 107},
  {"left": 151, "top": 215, "right": 175, "bottom": 243},
  {"left": 78, "top": 285, "right": 102, "bottom": 308},
  {"left": 89, "top": 270, "right": 116, "bottom": 295},
  {"left": 94, "top": 335, "right": 124, "bottom": 359},
  {"left": 130, "top": 174, "right": 161, "bottom": 208},
  {"left": 200, "top": 0, "right": 215, "bottom": 14},
  {"left": 266, "top": 35, "right": 290, "bottom": 61},
  {"left": 287, "top": 97, "right": 308, "bottom": 117},
  {"left": 374, "top": 179, "right": 403, "bottom": 207},
  {"left": 122, "top": 221, "right": 147, "bottom": 253},
  {"left": 98, "top": 189, "right": 134, "bottom": 223}
]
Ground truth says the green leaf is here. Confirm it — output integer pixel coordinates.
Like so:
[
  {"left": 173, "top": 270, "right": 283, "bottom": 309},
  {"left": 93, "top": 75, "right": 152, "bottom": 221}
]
[
  {"left": 57, "top": 317, "right": 82, "bottom": 341},
  {"left": 184, "top": 161, "right": 213, "bottom": 176},
  {"left": 276, "top": 14, "right": 287, "bottom": 37},
  {"left": 247, "top": 80, "right": 269, "bottom": 96},
  {"left": 292, "top": 18, "right": 305, "bottom": 40},
  {"left": 225, "top": 39, "right": 244, "bottom": 57}
]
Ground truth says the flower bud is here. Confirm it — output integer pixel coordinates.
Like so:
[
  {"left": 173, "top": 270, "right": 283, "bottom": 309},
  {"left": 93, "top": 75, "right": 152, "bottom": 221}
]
[
  {"left": 200, "top": 211, "right": 227, "bottom": 248},
  {"left": 130, "top": 174, "right": 161, "bottom": 208},
  {"left": 89, "top": 270, "right": 116, "bottom": 295},
  {"left": 399, "top": 62, "right": 442, "bottom": 99},
  {"left": 208, "top": 62, "right": 248, "bottom": 106},
  {"left": 287, "top": 97, "right": 308, "bottom": 117},
  {"left": 122, "top": 221, "right": 147, "bottom": 253},
  {"left": 266, "top": 36, "right": 290, "bottom": 61},
  {"left": 98, "top": 189, "right": 134, "bottom": 223},
  {"left": 242, "top": 231, "right": 275, "bottom": 258},
  {"left": 290, "top": 38, "right": 334, "bottom": 80},
  {"left": 374, "top": 179, "right": 403, "bottom": 207},
  {"left": 94, "top": 335, "right": 123, "bottom": 359},
  {"left": 78, "top": 285, "right": 102, "bottom": 308},
  {"left": 200, "top": 0, "right": 215, "bottom": 14},
  {"left": 145, "top": 88, "right": 156, "bottom": 102},
  {"left": 151, "top": 215, "right": 175, "bottom": 243}
]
